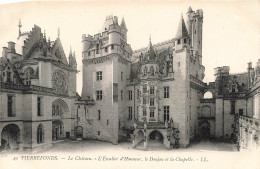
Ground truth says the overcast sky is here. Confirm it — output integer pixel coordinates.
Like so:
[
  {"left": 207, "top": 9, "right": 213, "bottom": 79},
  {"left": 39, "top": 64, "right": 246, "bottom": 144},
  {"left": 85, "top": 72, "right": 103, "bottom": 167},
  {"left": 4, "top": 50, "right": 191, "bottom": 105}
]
[{"left": 0, "top": 1, "right": 259, "bottom": 94}]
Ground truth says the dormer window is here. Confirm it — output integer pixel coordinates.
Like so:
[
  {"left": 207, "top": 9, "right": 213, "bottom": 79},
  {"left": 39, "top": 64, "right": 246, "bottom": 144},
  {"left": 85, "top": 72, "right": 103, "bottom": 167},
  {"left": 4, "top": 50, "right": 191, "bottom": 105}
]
[
  {"left": 105, "top": 47, "right": 108, "bottom": 52},
  {"left": 184, "top": 38, "right": 187, "bottom": 44},
  {"left": 111, "top": 44, "right": 114, "bottom": 50},
  {"left": 177, "top": 39, "right": 181, "bottom": 45}
]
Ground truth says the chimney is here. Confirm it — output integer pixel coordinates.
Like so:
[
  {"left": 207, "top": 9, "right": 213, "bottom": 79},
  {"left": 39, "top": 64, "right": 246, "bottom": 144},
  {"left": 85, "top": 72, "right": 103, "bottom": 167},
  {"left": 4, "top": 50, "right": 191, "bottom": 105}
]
[
  {"left": 247, "top": 62, "right": 252, "bottom": 70},
  {"left": 114, "top": 16, "right": 118, "bottom": 25},
  {"left": 7, "top": 41, "right": 16, "bottom": 53}
]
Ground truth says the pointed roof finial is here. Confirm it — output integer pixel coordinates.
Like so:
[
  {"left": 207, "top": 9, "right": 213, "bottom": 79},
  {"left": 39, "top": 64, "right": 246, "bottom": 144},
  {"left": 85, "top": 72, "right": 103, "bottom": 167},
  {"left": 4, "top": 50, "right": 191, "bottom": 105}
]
[
  {"left": 58, "top": 27, "right": 60, "bottom": 38},
  {"left": 18, "top": 19, "right": 22, "bottom": 35},
  {"left": 149, "top": 34, "right": 151, "bottom": 43}
]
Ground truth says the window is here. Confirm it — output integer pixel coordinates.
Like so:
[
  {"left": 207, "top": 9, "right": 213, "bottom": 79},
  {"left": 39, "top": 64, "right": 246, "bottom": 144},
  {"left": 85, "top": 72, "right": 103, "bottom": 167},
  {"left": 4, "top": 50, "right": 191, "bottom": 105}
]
[
  {"left": 144, "top": 66, "right": 148, "bottom": 76},
  {"left": 166, "top": 61, "right": 172, "bottom": 73},
  {"left": 96, "top": 90, "right": 103, "bottom": 100},
  {"left": 119, "top": 119, "right": 121, "bottom": 129},
  {"left": 164, "top": 106, "right": 170, "bottom": 123},
  {"left": 37, "top": 124, "right": 44, "bottom": 143},
  {"left": 239, "top": 109, "right": 243, "bottom": 116},
  {"left": 178, "top": 62, "right": 180, "bottom": 67},
  {"left": 150, "top": 86, "right": 155, "bottom": 95},
  {"left": 150, "top": 109, "right": 155, "bottom": 118},
  {"left": 88, "top": 51, "right": 91, "bottom": 56},
  {"left": 137, "top": 89, "right": 140, "bottom": 99},
  {"left": 128, "top": 90, "right": 132, "bottom": 100},
  {"left": 150, "top": 66, "right": 155, "bottom": 75},
  {"left": 128, "top": 107, "right": 133, "bottom": 120},
  {"left": 143, "top": 109, "right": 147, "bottom": 116},
  {"left": 184, "top": 38, "right": 187, "bottom": 44},
  {"left": 150, "top": 98, "right": 154, "bottom": 106},
  {"left": 143, "top": 85, "right": 147, "bottom": 93},
  {"left": 111, "top": 44, "right": 114, "bottom": 50},
  {"left": 96, "top": 71, "right": 102, "bottom": 81},
  {"left": 98, "top": 131, "right": 100, "bottom": 136},
  {"left": 107, "top": 119, "right": 109, "bottom": 125},
  {"left": 143, "top": 97, "right": 147, "bottom": 104},
  {"left": 121, "top": 72, "right": 123, "bottom": 81},
  {"left": 232, "top": 85, "right": 236, "bottom": 92},
  {"left": 25, "top": 72, "right": 31, "bottom": 85},
  {"left": 7, "top": 71, "right": 11, "bottom": 83},
  {"left": 177, "top": 39, "right": 181, "bottom": 45},
  {"left": 96, "top": 44, "right": 99, "bottom": 54},
  {"left": 164, "top": 86, "right": 169, "bottom": 98},
  {"left": 231, "top": 101, "right": 235, "bottom": 114},
  {"left": 105, "top": 47, "right": 108, "bottom": 52},
  {"left": 37, "top": 97, "right": 42, "bottom": 116},
  {"left": 7, "top": 95, "right": 15, "bottom": 117},
  {"left": 195, "top": 30, "right": 196, "bottom": 34},
  {"left": 98, "top": 110, "right": 101, "bottom": 120}
]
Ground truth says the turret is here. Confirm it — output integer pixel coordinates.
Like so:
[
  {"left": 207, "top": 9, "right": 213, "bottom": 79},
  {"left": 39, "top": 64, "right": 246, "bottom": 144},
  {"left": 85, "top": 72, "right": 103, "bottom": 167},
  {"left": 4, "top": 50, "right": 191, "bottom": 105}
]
[
  {"left": 69, "top": 47, "right": 77, "bottom": 69},
  {"left": 186, "top": 8, "right": 203, "bottom": 60},
  {"left": 82, "top": 34, "right": 93, "bottom": 53}
]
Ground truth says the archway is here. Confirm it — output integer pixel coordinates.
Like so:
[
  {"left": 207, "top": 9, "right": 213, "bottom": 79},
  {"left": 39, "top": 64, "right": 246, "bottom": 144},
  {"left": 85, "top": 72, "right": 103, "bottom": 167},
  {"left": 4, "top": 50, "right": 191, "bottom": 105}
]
[
  {"left": 148, "top": 130, "right": 164, "bottom": 148},
  {"left": 1, "top": 124, "right": 20, "bottom": 150},
  {"left": 75, "top": 126, "right": 83, "bottom": 139},
  {"left": 52, "top": 120, "right": 64, "bottom": 141},
  {"left": 200, "top": 121, "right": 210, "bottom": 139},
  {"left": 136, "top": 130, "right": 144, "bottom": 147}
]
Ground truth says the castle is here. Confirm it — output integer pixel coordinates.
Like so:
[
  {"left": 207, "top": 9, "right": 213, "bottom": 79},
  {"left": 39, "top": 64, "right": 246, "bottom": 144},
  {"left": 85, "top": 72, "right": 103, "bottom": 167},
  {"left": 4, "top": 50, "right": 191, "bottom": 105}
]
[{"left": 0, "top": 7, "right": 259, "bottom": 152}]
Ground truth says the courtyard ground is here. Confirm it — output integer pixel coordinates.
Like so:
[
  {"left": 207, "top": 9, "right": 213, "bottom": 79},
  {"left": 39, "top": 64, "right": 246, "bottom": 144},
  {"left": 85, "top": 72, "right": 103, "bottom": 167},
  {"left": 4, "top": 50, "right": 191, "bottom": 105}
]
[{"left": 42, "top": 139, "right": 238, "bottom": 153}]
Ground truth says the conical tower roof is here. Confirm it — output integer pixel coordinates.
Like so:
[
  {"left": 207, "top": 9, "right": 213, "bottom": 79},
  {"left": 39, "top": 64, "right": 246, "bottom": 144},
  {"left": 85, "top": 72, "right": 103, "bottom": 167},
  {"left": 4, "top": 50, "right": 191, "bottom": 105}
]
[
  {"left": 175, "top": 14, "right": 189, "bottom": 39},
  {"left": 187, "top": 6, "right": 193, "bottom": 13},
  {"left": 120, "top": 17, "right": 127, "bottom": 29}
]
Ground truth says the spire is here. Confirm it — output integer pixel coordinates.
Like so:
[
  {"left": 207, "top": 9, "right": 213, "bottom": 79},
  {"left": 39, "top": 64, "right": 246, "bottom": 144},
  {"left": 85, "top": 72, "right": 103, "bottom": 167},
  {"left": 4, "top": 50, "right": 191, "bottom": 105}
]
[
  {"left": 58, "top": 27, "right": 60, "bottom": 38},
  {"left": 147, "top": 35, "right": 156, "bottom": 61},
  {"left": 120, "top": 17, "right": 127, "bottom": 29},
  {"left": 18, "top": 19, "right": 22, "bottom": 36},
  {"left": 175, "top": 14, "right": 189, "bottom": 39},
  {"left": 187, "top": 6, "right": 193, "bottom": 13},
  {"left": 69, "top": 46, "right": 73, "bottom": 57},
  {"left": 44, "top": 30, "right": 46, "bottom": 39}
]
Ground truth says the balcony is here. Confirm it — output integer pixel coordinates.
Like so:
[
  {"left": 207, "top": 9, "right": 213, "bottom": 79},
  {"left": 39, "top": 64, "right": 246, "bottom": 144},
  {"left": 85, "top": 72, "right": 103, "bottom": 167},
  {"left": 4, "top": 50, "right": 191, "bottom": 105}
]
[{"left": 239, "top": 116, "right": 260, "bottom": 130}]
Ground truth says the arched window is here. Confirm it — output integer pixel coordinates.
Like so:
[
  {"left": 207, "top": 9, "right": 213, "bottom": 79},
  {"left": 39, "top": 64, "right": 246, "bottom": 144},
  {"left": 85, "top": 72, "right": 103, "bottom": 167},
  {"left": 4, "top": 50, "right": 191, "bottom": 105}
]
[
  {"left": 37, "top": 124, "right": 44, "bottom": 143},
  {"left": 25, "top": 67, "right": 34, "bottom": 85},
  {"left": 203, "top": 91, "right": 213, "bottom": 99}
]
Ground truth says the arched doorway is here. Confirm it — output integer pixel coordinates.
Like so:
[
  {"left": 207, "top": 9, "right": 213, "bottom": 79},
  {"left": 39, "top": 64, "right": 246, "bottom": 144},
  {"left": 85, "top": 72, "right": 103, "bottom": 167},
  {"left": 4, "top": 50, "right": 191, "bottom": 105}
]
[
  {"left": 52, "top": 120, "right": 64, "bottom": 141},
  {"left": 200, "top": 121, "right": 210, "bottom": 139},
  {"left": 75, "top": 126, "right": 83, "bottom": 139},
  {"left": 148, "top": 130, "right": 164, "bottom": 148},
  {"left": 1, "top": 124, "right": 20, "bottom": 150},
  {"left": 136, "top": 130, "right": 144, "bottom": 147}
]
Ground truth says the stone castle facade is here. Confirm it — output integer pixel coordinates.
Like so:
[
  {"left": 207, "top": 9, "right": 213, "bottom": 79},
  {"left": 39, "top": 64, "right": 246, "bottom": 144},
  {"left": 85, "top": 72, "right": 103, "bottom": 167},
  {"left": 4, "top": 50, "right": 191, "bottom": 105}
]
[{"left": 0, "top": 7, "right": 259, "bottom": 151}]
